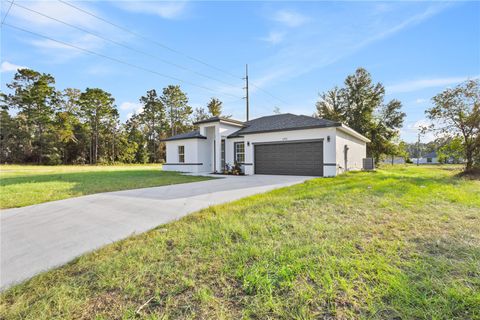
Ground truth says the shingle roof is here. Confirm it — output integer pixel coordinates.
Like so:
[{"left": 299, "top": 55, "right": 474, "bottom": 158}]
[
  {"left": 161, "top": 130, "right": 206, "bottom": 141},
  {"left": 228, "top": 113, "right": 341, "bottom": 137},
  {"left": 193, "top": 116, "right": 246, "bottom": 126},
  {"left": 424, "top": 151, "right": 438, "bottom": 158}
]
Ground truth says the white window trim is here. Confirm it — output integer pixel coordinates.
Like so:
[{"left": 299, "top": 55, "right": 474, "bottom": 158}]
[
  {"left": 178, "top": 145, "right": 185, "bottom": 163},
  {"left": 234, "top": 142, "right": 245, "bottom": 163}
]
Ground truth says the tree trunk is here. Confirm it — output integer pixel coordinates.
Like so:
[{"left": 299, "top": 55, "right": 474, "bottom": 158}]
[
  {"left": 89, "top": 131, "right": 93, "bottom": 165},
  {"left": 171, "top": 106, "right": 175, "bottom": 136},
  {"left": 463, "top": 133, "right": 473, "bottom": 171},
  {"left": 94, "top": 114, "right": 98, "bottom": 164},
  {"left": 112, "top": 130, "right": 116, "bottom": 163},
  {"left": 38, "top": 124, "right": 43, "bottom": 164},
  {"left": 465, "top": 147, "right": 473, "bottom": 171},
  {"left": 152, "top": 115, "right": 156, "bottom": 163}
]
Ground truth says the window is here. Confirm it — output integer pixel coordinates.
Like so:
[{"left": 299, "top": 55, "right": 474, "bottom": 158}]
[
  {"left": 234, "top": 142, "right": 245, "bottom": 163},
  {"left": 427, "top": 158, "right": 432, "bottom": 163},
  {"left": 178, "top": 145, "right": 185, "bottom": 163}
]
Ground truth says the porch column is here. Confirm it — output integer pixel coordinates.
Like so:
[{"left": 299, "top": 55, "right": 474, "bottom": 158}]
[{"left": 214, "top": 125, "right": 222, "bottom": 172}]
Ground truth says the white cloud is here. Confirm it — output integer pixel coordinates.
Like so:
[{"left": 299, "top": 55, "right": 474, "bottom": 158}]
[
  {"left": 6, "top": 1, "right": 124, "bottom": 61},
  {"left": 120, "top": 101, "right": 143, "bottom": 115},
  {"left": 412, "top": 119, "right": 431, "bottom": 130},
  {"left": 31, "top": 34, "right": 104, "bottom": 52},
  {"left": 8, "top": 0, "right": 99, "bottom": 29},
  {"left": 260, "top": 31, "right": 285, "bottom": 45},
  {"left": 115, "top": 1, "right": 188, "bottom": 19},
  {"left": 0, "top": 61, "right": 27, "bottom": 73},
  {"left": 415, "top": 98, "right": 428, "bottom": 104},
  {"left": 358, "top": 4, "right": 450, "bottom": 49},
  {"left": 246, "top": 3, "right": 451, "bottom": 98},
  {"left": 386, "top": 76, "right": 474, "bottom": 94},
  {"left": 272, "top": 10, "right": 309, "bottom": 27},
  {"left": 401, "top": 119, "right": 435, "bottom": 142},
  {"left": 85, "top": 65, "right": 115, "bottom": 76}
]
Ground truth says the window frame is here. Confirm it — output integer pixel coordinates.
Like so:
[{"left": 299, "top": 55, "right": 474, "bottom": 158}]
[
  {"left": 178, "top": 145, "right": 185, "bottom": 163},
  {"left": 234, "top": 142, "right": 245, "bottom": 164},
  {"left": 221, "top": 139, "right": 226, "bottom": 170}
]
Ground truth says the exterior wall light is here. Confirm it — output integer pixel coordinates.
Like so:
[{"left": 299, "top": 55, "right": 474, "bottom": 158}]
[
  {"left": 327, "top": 136, "right": 330, "bottom": 142},
  {"left": 247, "top": 141, "right": 250, "bottom": 146}
]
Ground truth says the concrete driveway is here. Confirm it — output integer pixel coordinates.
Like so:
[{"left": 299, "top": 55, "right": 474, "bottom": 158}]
[{"left": 1, "top": 174, "right": 312, "bottom": 290}]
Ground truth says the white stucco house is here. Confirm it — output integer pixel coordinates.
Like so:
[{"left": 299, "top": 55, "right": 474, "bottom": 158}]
[
  {"left": 412, "top": 151, "right": 440, "bottom": 164},
  {"left": 162, "top": 113, "right": 370, "bottom": 177}
]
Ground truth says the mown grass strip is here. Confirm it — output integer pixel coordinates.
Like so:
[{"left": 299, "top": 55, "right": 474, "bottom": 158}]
[{"left": 1, "top": 165, "right": 479, "bottom": 319}]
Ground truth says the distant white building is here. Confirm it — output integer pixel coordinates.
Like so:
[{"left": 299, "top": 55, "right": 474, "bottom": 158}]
[
  {"left": 381, "top": 156, "right": 406, "bottom": 165},
  {"left": 411, "top": 151, "right": 439, "bottom": 164}
]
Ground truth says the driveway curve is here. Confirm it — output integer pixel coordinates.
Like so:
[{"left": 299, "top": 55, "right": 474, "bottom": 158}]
[{"left": 1, "top": 174, "right": 312, "bottom": 290}]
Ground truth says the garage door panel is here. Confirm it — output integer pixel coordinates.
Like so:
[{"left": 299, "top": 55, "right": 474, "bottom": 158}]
[{"left": 254, "top": 141, "right": 323, "bottom": 176}]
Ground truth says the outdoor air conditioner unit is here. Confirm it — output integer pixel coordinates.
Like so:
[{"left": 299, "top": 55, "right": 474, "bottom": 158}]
[{"left": 363, "top": 158, "right": 375, "bottom": 170}]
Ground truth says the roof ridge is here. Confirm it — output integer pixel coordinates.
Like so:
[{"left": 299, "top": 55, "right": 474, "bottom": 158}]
[{"left": 247, "top": 113, "right": 292, "bottom": 121}]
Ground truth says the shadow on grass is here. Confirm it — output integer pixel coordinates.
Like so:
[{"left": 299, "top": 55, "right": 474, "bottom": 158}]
[{"left": 456, "top": 168, "right": 480, "bottom": 180}]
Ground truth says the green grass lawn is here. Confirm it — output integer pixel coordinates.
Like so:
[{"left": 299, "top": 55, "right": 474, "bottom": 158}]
[
  {"left": 1, "top": 165, "right": 479, "bottom": 319},
  {"left": 0, "top": 165, "right": 211, "bottom": 209}
]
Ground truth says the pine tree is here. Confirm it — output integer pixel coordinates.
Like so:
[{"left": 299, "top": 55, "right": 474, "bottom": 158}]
[
  {"left": 139, "top": 89, "right": 166, "bottom": 162},
  {"left": 78, "top": 88, "right": 117, "bottom": 164},
  {"left": 5, "top": 69, "right": 59, "bottom": 163},
  {"left": 206, "top": 98, "right": 223, "bottom": 117},
  {"left": 161, "top": 85, "right": 191, "bottom": 136},
  {"left": 192, "top": 107, "right": 210, "bottom": 123}
]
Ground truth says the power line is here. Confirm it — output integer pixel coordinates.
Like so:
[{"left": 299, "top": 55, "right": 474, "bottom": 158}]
[
  {"left": 58, "top": 0, "right": 292, "bottom": 107},
  {"left": 57, "top": 0, "right": 242, "bottom": 80},
  {"left": 7, "top": 0, "right": 241, "bottom": 90},
  {"left": 1, "top": 0, "right": 14, "bottom": 25},
  {"left": 250, "top": 83, "right": 291, "bottom": 106},
  {"left": 2, "top": 23, "right": 243, "bottom": 99},
  {"left": 5, "top": 0, "right": 291, "bottom": 107}
]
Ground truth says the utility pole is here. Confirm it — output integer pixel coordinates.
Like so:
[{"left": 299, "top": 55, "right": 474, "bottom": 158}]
[{"left": 243, "top": 64, "right": 249, "bottom": 121}]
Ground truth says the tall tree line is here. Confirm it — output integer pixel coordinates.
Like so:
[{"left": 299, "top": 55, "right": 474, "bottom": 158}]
[
  {"left": 1, "top": 69, "right": 226, "bottom": 164},
  {"left": 316, "top": 68, "right": 406, "bottom": 164}
]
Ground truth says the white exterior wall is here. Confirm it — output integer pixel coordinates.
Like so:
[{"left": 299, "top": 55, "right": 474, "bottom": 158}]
[
  {"left": 163, "top": 122, "right": 368, "bottom": 177},
  {"left": 335, "top": 128, "right": 367, "bottom": 173},
  {"left": 231, "top": 127, "right": 338, "bottom": 177},
  {"left": 164, "top": 120, "right": 244, "bottom": 174},
  {"left": 163, "top": 138, "right": 206, "bottom": 173},
  {"left": 198, "top": 122, "right": 243, "bottom": 172}
]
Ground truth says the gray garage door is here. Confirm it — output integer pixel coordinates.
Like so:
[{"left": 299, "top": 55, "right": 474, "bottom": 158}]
[{"left": 254, "top": 140, "right": 323, "bottom": 176}]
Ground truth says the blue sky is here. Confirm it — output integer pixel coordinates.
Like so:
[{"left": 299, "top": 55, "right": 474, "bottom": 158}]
[{"left": 1, "top": 1, "right": 479, "bottom": 142}]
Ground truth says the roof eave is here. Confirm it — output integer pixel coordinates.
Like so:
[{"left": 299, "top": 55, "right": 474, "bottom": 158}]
[
  {"left": 227, "top": 123, "right": 341, "bottom": 138},
  {"left": 161, "top": 136, "right": 207, "bottom": 142},
  {"left": 338, "top": 125, "right": 371, "bottom": 143},
  {"left": 193, "top": 117, "right": 246, "bottom": 127}
]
